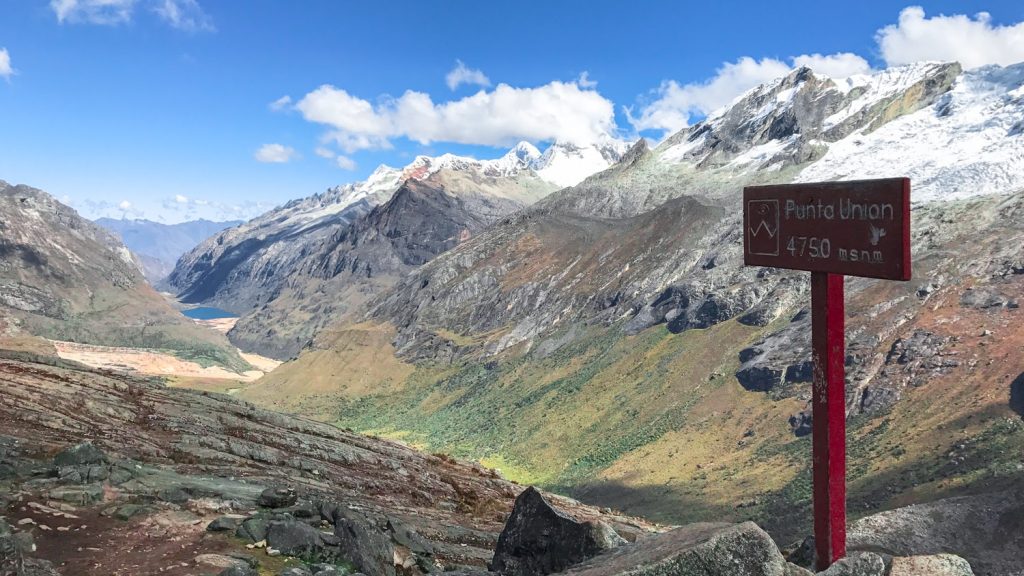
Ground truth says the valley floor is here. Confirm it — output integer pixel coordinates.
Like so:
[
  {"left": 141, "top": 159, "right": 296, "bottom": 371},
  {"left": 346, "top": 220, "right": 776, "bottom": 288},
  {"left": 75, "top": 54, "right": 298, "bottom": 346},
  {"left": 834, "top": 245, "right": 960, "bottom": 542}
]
[{"left": 50, "top": 339, "right": 280, "bottom": 383}]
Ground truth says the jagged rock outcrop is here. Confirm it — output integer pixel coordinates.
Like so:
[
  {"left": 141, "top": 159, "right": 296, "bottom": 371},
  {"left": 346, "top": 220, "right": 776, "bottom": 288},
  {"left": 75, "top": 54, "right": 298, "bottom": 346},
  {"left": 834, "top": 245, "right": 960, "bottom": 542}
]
[{"left": 490, "top": 487, "right": 625, "bottom": 576}]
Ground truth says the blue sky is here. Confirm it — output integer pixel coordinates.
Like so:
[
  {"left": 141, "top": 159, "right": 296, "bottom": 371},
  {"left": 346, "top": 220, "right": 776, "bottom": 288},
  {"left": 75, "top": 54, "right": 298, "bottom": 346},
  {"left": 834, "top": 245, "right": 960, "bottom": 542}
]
[{"left": 1, "top": 1, "right": 1023, "bottom": 222}]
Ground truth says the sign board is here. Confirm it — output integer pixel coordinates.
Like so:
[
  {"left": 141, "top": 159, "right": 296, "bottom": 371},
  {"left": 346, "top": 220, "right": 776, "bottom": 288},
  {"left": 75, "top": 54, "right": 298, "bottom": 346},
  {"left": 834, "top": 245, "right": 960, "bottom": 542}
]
[
  {"left": 743, "top": 178, "right": 910, "bottom": 280},
  {"left": 742, "top": 177, "right": 912, "bottom": 570}
]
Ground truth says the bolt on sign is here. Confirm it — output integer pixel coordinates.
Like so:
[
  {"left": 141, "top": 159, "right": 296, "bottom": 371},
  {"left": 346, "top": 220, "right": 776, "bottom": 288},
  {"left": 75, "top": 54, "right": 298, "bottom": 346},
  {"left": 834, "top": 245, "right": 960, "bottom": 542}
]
[{"left": 743, "top": 178, "right": 911, "bottom": 570}]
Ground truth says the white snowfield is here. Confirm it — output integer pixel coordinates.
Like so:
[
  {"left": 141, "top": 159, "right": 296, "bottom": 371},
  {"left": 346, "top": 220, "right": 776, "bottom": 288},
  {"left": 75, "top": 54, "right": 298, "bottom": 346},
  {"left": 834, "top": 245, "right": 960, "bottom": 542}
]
[
  {"left": 797, "top": 62, "right": 1024, "bottom": 203},
  {"left": 533, "top": 139, "right": 631, "bottom": 188}
]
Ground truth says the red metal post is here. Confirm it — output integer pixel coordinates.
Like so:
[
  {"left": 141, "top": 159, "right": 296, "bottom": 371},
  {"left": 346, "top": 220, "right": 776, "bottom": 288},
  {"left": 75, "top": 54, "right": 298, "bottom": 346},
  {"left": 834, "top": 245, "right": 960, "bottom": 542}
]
[{"left": 810, "top": 271, "right": 847, "bottom": 570}]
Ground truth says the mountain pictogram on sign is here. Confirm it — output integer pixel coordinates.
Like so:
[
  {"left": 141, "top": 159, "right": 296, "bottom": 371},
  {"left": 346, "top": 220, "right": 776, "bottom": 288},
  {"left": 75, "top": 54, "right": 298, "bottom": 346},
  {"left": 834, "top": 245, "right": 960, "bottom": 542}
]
[{"left": 747, "top": 199, "right": 779, "bottom": 256}]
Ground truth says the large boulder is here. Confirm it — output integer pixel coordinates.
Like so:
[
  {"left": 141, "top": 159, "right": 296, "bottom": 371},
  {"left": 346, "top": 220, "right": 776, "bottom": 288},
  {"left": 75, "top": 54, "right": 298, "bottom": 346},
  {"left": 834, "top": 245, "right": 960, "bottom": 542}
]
[
  {"left": 490, "top": 487, "right": 625, "bottom": 576},
  {"left": 325, "top": 504, "right": 396, "bottom": 576},
  {"left": 260, "top": 486, "right": 299, "bottom": 509},
  {"left": 558, "top": 522, "right": 788, "bottom": 576},
  {"left": 847, "top": 489, "right": 1024, "bottom": 576},
  {"left": 267, "top": 519, "right": 336, "bottom": 560}
]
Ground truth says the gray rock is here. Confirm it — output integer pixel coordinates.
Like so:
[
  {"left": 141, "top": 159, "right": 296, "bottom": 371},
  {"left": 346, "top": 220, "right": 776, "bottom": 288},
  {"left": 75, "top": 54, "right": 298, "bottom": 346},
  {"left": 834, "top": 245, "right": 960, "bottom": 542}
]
[
  {"left": 53, "top": 442, "right": 107, "bottom": 467},
  {"left": 207, "top": 515, "right": 243, "bottom": 532},
  {"left": 157, "top": 486, "right": 190, "bottom": 504},
  {"left": 329, "top": 505, "right": 396, "bottom": 576},
  {"left": 236, "top": 515, "right": 272, "bottom": 543},
  {"left": 560, "top": 522, "right": 788, "bottom": 576},
  {"left": 47, "top": 484, "right": 104, "bottom": 505},
  {"left": 1010, "top": 372, "right": 1023, "bottom": 417},
  {"left": 888, "top": 554, "right": 974, "bottom": 575},
  {"left": 786, "top": 563, "right": 814, "bottom": 576},
  {"left": 260, "top": 486, "right": 298, "bottom": 509},
  {"left": 196, "top": 553, "right": 251, "bottom": 570},
  {"left": 267, "top": 519, "right": 335, "bottom": 560},
  {"left": 816, "top": 552, "right": 885, "bottom": 575},
  {"left": 219, "top": 567, "right": 258, "bottom": 576},
  {"left": 112, "top": 503, "right": 149, "bottom": 520},
  {"left": 847, "top": 489, "right": 1024, "bottom": 576},
  {"left": 279, "top": 568, "right": 314, "bottom": 576},
  {"left": 960, "top": 288, "right": 1010, "bottom": 309},
  {"left": 490, "top": 486, "right": 625, "bottom": 576}
]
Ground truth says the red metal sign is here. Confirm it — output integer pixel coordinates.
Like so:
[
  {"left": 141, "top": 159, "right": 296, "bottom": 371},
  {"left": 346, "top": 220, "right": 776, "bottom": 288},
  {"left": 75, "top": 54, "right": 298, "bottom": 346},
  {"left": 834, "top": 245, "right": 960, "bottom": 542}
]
[
  {"left": 743, "top": 178, "right": 911, "bottom": 281},
  {"left": 742, "top": 177, "right": 912, "bottom": 570}
]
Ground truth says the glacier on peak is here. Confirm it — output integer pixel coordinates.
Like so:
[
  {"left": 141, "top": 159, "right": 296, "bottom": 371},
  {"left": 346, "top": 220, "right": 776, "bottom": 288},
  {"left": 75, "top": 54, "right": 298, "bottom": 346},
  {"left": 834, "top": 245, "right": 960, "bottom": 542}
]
[{"left": 796, "top": 61, "right": 1024, "bottom": 202}]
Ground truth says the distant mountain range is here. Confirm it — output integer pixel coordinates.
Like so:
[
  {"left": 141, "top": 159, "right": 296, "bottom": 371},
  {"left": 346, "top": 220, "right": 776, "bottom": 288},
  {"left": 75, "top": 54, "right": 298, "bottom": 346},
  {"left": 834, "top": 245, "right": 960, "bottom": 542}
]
[
  {"left": 166, "top": 139, "right": 631, "bottom": 358},
  {"left": 95, "top": 217, "right": 243, "bottom": 283}
]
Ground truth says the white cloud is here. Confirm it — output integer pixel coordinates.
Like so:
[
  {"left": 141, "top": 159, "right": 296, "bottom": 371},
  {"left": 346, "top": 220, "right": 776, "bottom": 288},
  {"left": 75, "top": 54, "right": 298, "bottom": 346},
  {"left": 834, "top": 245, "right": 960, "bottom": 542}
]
[
  {"left": 626, "top": 57, "right": 792, "bottom": 135},
  {"left": 254, "top": 143, "right": 298, "bottom": 163},
  {"left": 335, "top": 155, "right": 356, "bottom": 170},
  {"left": 314, "top": 147, "right": 334, "bottom": 159},
  {"left": 174, "top": 194, "right": 188, "bottom": 203},
  {"left": 118, "top": 200, "right": 132, "bottom": 210},
  {"left": 296, "top": 80, "right": 616, "bottom": 152},
  {"left": 445, "top": 60, "right": 491, "bottom": 91},
  {"left": 50, "top": 0, "right": 214, "bottom": 30},
  {"left": 154, "top": 0, "right": 214, "bottom": 32},
  {"left": 792, "top": 52, "right": 872, "bottom": 78},
  {"left": 577, "top": 71, "right": 597, "bottom": 88},
  {"left": 877, "top": 6, "right": 1024, "bottom": 69},
  {"left": 50, "top": 0, "right": 137, "bottom": 25},
  {"left": 269, "top": 95, "right": 292, "bottom": 111},
  {"left": 0, "top": 48, "right": 13, "bottom": 80}
]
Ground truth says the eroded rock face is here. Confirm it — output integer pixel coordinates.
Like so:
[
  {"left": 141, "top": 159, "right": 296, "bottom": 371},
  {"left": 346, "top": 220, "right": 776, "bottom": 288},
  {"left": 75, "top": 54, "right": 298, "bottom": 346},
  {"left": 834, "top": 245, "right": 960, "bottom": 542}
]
[
  {"left": 490, "top": 487, "right": 625, "bottom": 576},
  {"left": 558, "top": 522, "right": 788, "bottom": 576}
]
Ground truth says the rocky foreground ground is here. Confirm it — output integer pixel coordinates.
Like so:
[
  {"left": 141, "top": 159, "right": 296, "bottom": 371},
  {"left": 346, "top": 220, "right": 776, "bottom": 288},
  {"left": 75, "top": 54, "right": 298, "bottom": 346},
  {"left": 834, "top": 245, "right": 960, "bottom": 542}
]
[{"left": 0, "top": 354, "right": 1020, "bottom": 576}]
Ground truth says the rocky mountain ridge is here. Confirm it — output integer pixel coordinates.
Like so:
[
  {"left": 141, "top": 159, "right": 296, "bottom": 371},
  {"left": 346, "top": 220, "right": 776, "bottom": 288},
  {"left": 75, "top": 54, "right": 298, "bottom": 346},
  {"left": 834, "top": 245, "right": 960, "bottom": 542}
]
[
  {"left": 168, "top": 140, "right": 631, "bottom": 359},
  {"left": 0, "top": 181, "right": 246, "bottom": 371}
]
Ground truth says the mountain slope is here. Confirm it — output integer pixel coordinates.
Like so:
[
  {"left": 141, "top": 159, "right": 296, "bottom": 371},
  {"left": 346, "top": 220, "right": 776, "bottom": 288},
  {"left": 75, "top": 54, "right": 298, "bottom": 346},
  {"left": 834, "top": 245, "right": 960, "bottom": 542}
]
[
  {"left": 0, "top": 181, "right": 248, "bottom": 370},
  {"left": 167, "top": 140, "right": 628, "bottom": 313},
  {"left": 246, "top": 61, "right": 1024, "bottom": 541},
  {"left": 228, "top": 169, "right": 555, "bottom": 359},
  {"left": 96, "top": 217, "right": 242, "bottom": 283}
]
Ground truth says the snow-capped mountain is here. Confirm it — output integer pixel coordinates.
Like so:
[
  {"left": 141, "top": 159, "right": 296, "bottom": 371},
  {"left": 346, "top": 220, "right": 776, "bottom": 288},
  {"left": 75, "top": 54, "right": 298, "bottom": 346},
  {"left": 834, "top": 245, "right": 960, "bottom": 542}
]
[
  {"left": 533, "top": 139, "right": 633, "bottom": 187},
  {"left": 166, "top": 137, "right": 630, "bottom": 357},
  {"left": 796, "top": 62, "right": 1024, "bottom": 201}
]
